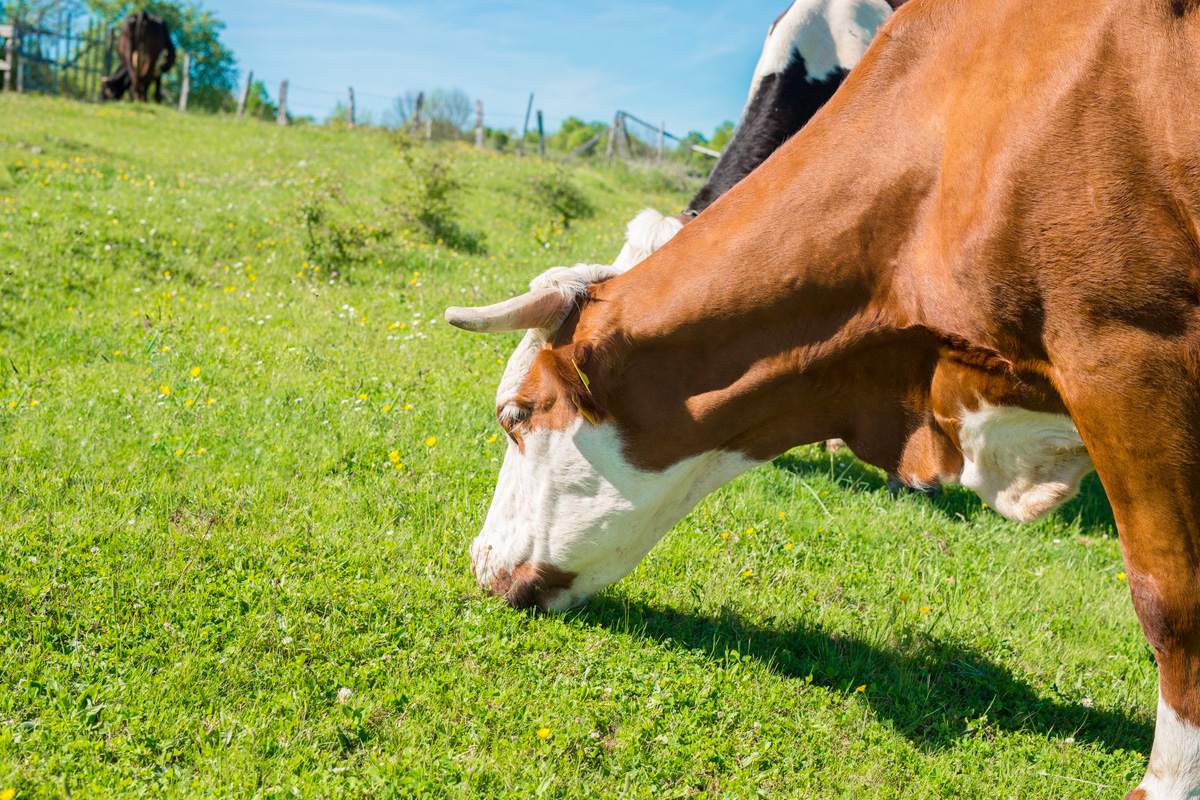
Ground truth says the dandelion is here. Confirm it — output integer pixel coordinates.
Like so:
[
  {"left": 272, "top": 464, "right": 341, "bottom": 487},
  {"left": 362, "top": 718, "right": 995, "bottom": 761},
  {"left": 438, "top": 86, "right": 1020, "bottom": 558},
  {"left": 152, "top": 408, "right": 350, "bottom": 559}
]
[
  {"left": 779, "top": 512, "right": 786, "bottom": 519},
  {"left": 160, "top": 385, "right": 171, "bottom": 396},
  {"left": 29, "top": 400, "right": 38, "bottom": 407},
  {"left": 358, "top": 394, "right": 368, "bottom": 402},
  {"left": 185, "top": 399, "right": 194, "bottom": 407},
  {"left": 742, "top": 569, "right": 753, "bottom": 577},
  {"left": 1117, "top": 572, "right": 1127, "bottom": 581},
  {"left": 7, "top": 401, "right": 14, "bottom": 409},
  {"left": 1, "top": 788, "right": 14, "bottom": 800},
  {"left": 919, "top": 606, "right": 931, "bottom": 615},
  {"left": 113, "top": 350, "right": 121, "bottom": 356},
  {"left": 337, "top": 687, "right": 352, "bottom": 705},
  {"left": 488, "top": 434, "right": 498, "bottom": 443},
  {"left": 856, "top": 685, "right": 866, "bottom": 693},
  {"left": 784, "top": 543, "right": 793, "bottom": 551},
  {"left": 175, "top": 449, "right": 183, "bottom": 456},
  {"left": 721, "top": 532, "right": 730, "bottom": 540},
  {"left": 190, "top": 367, "right": 201, "bottom": 377},
  {"left": 404, "top": 403, "right": 413, "bottom": 411},
  {"left": 197, "top": 448, "right": 206, "bottom": 455},
  {"left": 745, "top": 527, "right": 754, "bottom": 535},
  {"left": 161, "top": 346, "right": 169, "bottom": 352},
  {"left": 206, "top": 399, "right": 215, "bottom": 405},
  {"left": 535, "top": 727, "right": 550, "bottom": 739},
  {"left": 426, "top": 436, "right": 437, "bottom": 447}
]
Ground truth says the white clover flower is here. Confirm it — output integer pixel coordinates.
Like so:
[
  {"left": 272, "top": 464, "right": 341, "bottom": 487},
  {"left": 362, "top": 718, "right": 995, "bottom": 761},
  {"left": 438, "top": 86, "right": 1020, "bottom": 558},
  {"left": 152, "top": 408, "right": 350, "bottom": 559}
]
[{"left": 337, "top": 687, "right": 352, "bottom": 705}]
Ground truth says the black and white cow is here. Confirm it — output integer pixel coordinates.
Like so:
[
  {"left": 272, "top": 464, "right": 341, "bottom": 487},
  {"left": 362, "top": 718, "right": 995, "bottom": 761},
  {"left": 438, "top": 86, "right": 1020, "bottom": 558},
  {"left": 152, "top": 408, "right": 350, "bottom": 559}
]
[{"left": 611, "top": 0, "right": 905, "bottom": 271}]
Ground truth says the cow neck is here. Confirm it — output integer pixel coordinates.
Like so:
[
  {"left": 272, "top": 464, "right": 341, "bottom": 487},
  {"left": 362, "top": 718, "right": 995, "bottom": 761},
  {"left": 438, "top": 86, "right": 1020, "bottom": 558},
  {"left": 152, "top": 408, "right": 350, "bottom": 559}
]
[{"left": 581, "top": 112, "right": 944, "bottom": 474}]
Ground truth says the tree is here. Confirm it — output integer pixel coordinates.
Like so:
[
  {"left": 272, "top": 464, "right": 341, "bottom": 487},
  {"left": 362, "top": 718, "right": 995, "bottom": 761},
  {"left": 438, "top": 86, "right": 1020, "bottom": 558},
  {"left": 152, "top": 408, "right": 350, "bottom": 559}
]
[
  {"left": 386, "top": 88, "right": 472, "bottom": 133},
  {"left": 85, "top": 0, "right": 236, "bottom": 111},
  {"left": 1, "top": 0, "right": 85, "bottom": 25}
]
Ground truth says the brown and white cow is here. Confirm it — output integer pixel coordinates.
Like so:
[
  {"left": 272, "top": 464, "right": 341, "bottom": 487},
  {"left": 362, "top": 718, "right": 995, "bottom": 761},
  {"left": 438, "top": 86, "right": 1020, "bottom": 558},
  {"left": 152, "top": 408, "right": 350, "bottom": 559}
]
[
  {"left": 611, "top": 0, "right": 907, "bottom": 272},
  {"left": 448, "top": 0, "right": 1200, "bottom": 796}
]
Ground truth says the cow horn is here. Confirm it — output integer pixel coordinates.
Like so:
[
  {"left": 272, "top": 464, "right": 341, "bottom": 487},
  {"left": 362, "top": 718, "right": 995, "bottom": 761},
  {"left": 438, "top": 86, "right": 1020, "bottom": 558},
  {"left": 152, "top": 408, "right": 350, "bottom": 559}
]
[{"left": 444, "top": 288, "right": 572, "bottom": 333}]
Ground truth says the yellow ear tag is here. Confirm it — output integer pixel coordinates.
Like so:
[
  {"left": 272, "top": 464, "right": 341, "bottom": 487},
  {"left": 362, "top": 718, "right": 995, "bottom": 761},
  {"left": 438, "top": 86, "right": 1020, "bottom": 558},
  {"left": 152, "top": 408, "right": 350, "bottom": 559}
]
[
  {"left": 572, "top": 397, "right": 598, "bottom": 425},
  {"left": 571, "top": 358, "right": 592, "bottom": 395}
]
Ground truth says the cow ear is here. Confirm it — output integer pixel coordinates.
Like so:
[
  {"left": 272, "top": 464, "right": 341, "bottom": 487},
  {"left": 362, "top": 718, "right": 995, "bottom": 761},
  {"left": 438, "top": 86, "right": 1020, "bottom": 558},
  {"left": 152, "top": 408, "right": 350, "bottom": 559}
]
[{"left": 445, "top": 288, "right": 572, "bottom": 333}]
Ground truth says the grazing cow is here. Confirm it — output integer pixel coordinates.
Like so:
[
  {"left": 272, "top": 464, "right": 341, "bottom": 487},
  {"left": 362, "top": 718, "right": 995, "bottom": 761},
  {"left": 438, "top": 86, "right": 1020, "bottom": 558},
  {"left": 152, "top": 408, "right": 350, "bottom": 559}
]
[
  {"left": 611, "top": 0, "right": 907, "bottom": 272},
  {"left": 102, "top": 11, "right": 175, "bottom": 103},
  {"left": 447, "top": 0, "right": 1200, "bottom": 796}
]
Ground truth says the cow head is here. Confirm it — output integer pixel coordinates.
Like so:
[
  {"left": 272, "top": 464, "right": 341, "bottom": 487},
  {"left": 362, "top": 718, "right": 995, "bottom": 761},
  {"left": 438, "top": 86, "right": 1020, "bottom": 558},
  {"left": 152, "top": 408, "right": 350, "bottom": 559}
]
[{"left": 446, "top": 264, "right": 756, "bottom": 611}]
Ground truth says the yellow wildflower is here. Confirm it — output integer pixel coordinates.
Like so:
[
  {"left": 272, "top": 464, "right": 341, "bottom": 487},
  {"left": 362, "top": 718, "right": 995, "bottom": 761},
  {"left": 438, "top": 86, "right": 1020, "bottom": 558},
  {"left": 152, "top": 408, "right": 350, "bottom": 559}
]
[
  {"left": 856, "top": 685, "right": 866, "bottom": 693},
  {"left": 190, "top": 367, "right": 201, "bottom": 377},
  {"left": 1117, "top": 572, "right": 1127, "bottom": 581},
  {"left": 488, "top": 434, "right": 498, "bottom": 443},
  {"left": 1, "top": 788, "right": 14, "bottom": 800},
  {"left": 382, "top": 405, "right": 391, "bottom": 412},
  {"left": 535, "top": 727, "right": 550, "bottom": 739},
  {"left": 784, "top": 543, "right": 793, "bottom": 551},
  {"left": 160, "top": 385, "right": 171, "bottom": 396},
  {"left": 388, "top": 450, "right": 401, "bottom": 463},
  {"left": 425, "top": 436, "right": 437, "bottom": 447},
  {"left": 919, "top": 606, "right": 931, "bottom": 615}
]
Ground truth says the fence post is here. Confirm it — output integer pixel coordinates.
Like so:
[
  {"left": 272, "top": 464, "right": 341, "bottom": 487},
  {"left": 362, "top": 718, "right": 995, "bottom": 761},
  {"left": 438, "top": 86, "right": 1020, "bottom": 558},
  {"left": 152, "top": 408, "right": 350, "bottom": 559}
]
[
  {"left": 237, "top": 69, "right": 253, "bottom": 115},
  {"left": 102, "top": 26, "right": 114, "bottom": 84},
  {"left": 348, "top": 86, "right": 355, "bottom": 128},
  {"left": 537, "top": 110, "right": 545, "bottom": 159},
  {"left": 474, "top": 99, "right": 483, "bottom": 148},
  {"left": 519, "top": 92, "right": 533, "bottom": 156},
  {"left": 178, "top": 53, "right": 190, "bottom": 111},
  {"left": 2, "top": 25, "right": 12, "bottom": 93},
  {"left": 411, "top": 91, "right": 423, "bottom": 134},
  {"left": 605, "top": 112, "right": 620, "bottom": 161},
  {"left": 658, "top": 121, "right": 665, "bottom": 162},
  {"left": 616, "top": 115, "right": 629, "bottom": 159},
  {"left": 14, "top": 24, "right": 22, "bottom": 94},
  {"left": 277, "top": 79, "right": 288, "bottom": 126}
]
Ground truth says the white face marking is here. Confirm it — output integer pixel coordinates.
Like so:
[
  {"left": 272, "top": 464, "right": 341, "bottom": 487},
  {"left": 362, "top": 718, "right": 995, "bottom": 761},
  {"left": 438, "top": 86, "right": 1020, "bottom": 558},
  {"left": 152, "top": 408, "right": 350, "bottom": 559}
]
[
  {"left": 955, "top": 401, "right": 1093, "bottom": 522},
  {"left": 745, "top": 0, "right": 893, "bottom": 109},
  {"left": 471, "top": 419, "right": 758, "bottom": 610},
  {"left": 1133, "top": 694, "right": 1200, "bottom": 799}
]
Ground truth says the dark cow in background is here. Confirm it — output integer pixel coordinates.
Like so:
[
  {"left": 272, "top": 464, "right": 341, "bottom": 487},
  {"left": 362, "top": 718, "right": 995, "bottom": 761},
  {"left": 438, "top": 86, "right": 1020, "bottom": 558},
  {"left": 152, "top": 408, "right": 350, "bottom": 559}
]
[
  {"left": 611, "top": 0, "right": 907, "bottom": 271},
  {"left": 101, "top": 11, "right": 175, "bottom": 103}
]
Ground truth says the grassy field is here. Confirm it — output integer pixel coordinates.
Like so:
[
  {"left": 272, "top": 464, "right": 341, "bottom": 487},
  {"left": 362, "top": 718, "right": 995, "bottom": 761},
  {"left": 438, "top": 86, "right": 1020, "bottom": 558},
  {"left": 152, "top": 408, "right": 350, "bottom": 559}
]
[{"left": 0, "top": 94, "right": 1156, "bottom": 799}]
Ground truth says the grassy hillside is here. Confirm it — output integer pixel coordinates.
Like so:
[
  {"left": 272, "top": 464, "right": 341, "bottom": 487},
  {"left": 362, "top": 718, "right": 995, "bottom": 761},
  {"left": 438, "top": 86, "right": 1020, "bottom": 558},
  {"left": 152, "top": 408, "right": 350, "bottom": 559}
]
[{"left": 0, "top": 95, "right": 1152, "bottom": 799}]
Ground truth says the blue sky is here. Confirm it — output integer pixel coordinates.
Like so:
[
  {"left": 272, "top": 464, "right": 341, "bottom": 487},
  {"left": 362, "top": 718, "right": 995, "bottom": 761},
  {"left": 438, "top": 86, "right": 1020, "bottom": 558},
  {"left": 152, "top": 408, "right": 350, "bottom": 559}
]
[{"left": 201, "top": 0, "right": 788, "bottom": 136}]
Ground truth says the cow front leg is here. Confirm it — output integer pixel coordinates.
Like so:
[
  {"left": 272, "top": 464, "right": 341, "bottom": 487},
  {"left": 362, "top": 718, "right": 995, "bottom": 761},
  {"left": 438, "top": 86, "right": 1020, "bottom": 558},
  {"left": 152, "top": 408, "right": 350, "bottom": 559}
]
[{"left": 1063, "top": 365, "right": 1200, "bottom": 799}]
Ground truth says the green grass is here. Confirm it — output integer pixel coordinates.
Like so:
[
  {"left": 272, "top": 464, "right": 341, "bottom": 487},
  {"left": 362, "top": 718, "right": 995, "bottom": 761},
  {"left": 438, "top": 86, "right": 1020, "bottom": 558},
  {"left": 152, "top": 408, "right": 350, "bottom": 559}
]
[{"left": 0, "top": 94, "right": 1154, "bottom": 799}]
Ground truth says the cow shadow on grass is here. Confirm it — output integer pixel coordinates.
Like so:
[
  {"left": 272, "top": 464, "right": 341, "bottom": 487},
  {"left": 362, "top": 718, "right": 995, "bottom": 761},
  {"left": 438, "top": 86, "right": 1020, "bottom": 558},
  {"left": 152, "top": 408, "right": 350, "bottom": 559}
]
[
  {"left": 575, "top": 597, "right": 1152, "bottom": 754},
  {"left": 772, "top": 450, "right": 1117, "bottom": 533}
]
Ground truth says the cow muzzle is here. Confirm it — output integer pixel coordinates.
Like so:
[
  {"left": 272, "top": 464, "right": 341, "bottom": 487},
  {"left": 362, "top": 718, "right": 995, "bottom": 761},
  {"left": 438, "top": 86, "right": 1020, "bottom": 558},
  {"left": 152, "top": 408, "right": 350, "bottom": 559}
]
[{"left": 476, "top": 560, "right": 578, "bottom": 611}]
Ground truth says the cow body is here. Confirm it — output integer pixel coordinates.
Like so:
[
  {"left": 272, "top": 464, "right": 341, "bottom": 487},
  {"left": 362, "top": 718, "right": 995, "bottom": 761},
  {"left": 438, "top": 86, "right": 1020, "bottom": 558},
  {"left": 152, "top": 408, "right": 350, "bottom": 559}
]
[
  {"left": 448, "top": 0, "right": 1200, "bottom": 795},
  {"left": 612, "top": 0, "right": 906, "bottom": 272},
  {"left": 103, "top": 11, "right": 175, "bottom": 103}
]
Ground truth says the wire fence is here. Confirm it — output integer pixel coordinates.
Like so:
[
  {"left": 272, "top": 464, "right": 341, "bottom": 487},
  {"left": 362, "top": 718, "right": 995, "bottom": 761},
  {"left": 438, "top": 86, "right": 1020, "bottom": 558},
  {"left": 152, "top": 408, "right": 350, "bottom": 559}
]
[
  {"left": 1, "top": 14, "right": 116, "bottom": 101},
  {"left": 0, "top": 16, "right": 721, "bottom": 169}
]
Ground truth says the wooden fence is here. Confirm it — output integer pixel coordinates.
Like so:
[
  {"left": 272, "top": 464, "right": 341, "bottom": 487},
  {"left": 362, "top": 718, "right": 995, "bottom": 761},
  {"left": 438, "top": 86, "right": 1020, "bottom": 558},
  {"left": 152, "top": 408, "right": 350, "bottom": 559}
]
[{"left": 0, "top": 15, "right": 116, "bottom": 101}]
